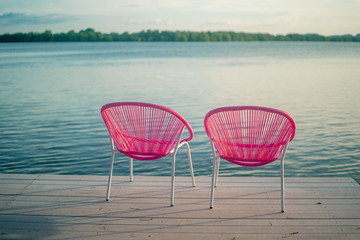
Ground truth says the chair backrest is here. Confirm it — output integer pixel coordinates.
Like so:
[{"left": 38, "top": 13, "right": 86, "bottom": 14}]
[
  {"left": 204, "top": 106, "right": 296, "bottom": 167},
  {"left": 101, "top": 102, "right": 193, "bottom": 160}
]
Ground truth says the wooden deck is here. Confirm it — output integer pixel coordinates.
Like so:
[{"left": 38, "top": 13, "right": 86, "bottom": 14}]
[{"left": 0, "top": 174, "right": 359, "bottom": 239}]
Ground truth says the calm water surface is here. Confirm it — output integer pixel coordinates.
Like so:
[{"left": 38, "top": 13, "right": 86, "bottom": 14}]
[{"left": 0, "top": 42, "right": 359, "bottom": 181}]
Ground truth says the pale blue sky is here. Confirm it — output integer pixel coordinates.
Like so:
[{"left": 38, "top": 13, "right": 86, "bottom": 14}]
[{"left": 1, "top": 0, "right": 359, "bottom": 35}]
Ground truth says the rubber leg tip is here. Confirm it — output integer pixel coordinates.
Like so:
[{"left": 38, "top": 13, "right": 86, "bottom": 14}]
[
  {"left": 210, "top": 207, "right": 213, "bottom": 209},
  {"left": 106, "top": 199, "right": 109, "bottom": 201},
  {"left": 171, "top": 204, "right": 174, "bottom": 207}
]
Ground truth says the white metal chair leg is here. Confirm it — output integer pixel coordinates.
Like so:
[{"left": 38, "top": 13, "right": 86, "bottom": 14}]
[
  {"left": 280, "top": 141, "right": 289, "bottom": 212},
  {"left": 130, "top": 158, "right": 133, "bottom": 182},
  {"left": 210, "top": 141, "right": 218, "bottom": 209},
  {"left": 106, "top": 150, "right": 115, "bottom": 201},
  {"left": 280, "top": 156, "right": 284, "bottom": 212},
  {"left": 210, "top": 141, "right": 220, "bottom": 188},
  {"left": 170, "top": 153, "right": 176, "bottom": 206},
  {"left": 185, "top": 142, "right": 196, "bottom": 187},
  {"left": 170, "top": 130, "right": 184, "bottom": 207},
  {"left": 215, "top": 157, "right": 220, "bottom": 187},
  {"left": 210, "top": 153, "right": 217, "bottom": 209}
]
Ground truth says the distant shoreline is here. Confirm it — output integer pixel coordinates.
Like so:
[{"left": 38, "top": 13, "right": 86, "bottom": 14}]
[{"left": 1, "top": 28, "right": 359, "bottom": 42}]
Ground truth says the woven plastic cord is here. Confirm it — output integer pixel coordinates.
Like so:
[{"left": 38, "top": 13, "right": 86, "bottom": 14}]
[
  {"left": 101, "top": 102, "right": 194, "bottom": 160},
  {"left": 204, "top": 106, "right": 296, "bottom": 166}
]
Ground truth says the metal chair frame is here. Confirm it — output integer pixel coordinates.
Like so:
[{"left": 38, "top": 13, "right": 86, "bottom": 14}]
[
  {"left": 101, "top": 102, "right": 196, "bottom": 206},
  {"left": 204, "top": 106, "right": 295, "bottom": 212}
]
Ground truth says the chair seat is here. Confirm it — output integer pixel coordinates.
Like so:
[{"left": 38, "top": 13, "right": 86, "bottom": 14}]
[
  {"left": 221, "top": 157, "right": 277, "bottom": 167},
  {"left": 121, "top": 151, "right": 168, "bottom": 161}
]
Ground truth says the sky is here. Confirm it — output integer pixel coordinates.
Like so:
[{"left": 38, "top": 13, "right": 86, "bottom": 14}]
[{"left": 0, "top": 0, "right": 359, "bottom": 35}]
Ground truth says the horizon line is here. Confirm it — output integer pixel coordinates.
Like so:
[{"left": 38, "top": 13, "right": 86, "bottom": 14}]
[{"left": 1, "top": 28, "right": 360, "bottom": 37}]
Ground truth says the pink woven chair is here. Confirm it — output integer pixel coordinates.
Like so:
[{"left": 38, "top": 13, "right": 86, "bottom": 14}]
[
  {"left": 101, "top": 102, "right": 196, "bottom": 206},
  {"left": 204, "top": 106, "right": 296, "bottom": 212}
]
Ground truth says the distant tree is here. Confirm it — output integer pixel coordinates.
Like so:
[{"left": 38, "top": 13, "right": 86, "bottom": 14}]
[
  {"left": 222, "top": 32, "right": 232, "bottom": 41},
  {"left": 305, "top": 34, "right": 327, "bottom": 41},
  {"left": 189, "top": 32, "right": 200, "bottom": 41},
  {"left": 67, "top": 30, "right": 77, "bottom": 41},
  {"left": 286, "top": 34, "right": 307, "bottom": 41},
  {"left": 257, "top": 33, "right": 275, "bottom": 41},
  {"left": 174, "top": 31, "right": 188, "bottom": 41},
  {"left": 199, "top": 32, "right": 210, "bottom": 41},
  {"left": 161, "top": 31, "right": 175, "bottom": 41},
  {"left": 109, "top": 32, "right": 120, "bottom": 41},
  {"left": 39, "top": 30, "right": 53, "bottom": 42},
  {"left": 275, "top": 35, "right": 290, "bottom": 41}
]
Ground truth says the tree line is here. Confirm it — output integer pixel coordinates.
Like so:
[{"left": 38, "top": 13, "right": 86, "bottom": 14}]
[{"left": 1, "top": 28, "right": 359, "bottom": 42}]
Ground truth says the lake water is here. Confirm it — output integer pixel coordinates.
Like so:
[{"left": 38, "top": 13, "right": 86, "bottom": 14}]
[{"left": 0, "top": 42, "right": 359, "bottom": 181}]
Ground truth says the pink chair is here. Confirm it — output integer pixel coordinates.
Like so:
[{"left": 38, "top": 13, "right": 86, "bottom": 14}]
[
  {"left": 204, "top": 106, "right": 296, "bottom": 212},
  {"left": 101, "top": 102, "right": 196, "bottom": 206}
]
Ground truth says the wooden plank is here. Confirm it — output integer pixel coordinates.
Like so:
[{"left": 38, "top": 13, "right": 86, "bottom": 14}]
[
  {"left": 1, "top": 229, "right": 358, "bottom": 240},
  {"left": 1, "top": 176, "right": 357, "bottom": 191},
  {"left": 3, "top": 200, "right": 360, "bottom": 212},
  {"left": 11, "top": 179, "right": 358, "bottom": 188},
  {"left": 3, "top": 195, "right": 359, "bottom": 205},
  {"left": 1, "top": 174, "right": 356, "bottom": 183},
  {"left": 0, "top": 219, "right": 359, "bottom": 240},
  {"left": 1, "top": 220, "right": 360, "bottom": 234},
  {"left": 0, "top": 174, "right": 40, "bottom": 180},
  {"left": 2, "top": 214, "right": 360, "bottom": 226},
  {"left": 1, "top": 200, "right": 360, "bottom": 219},
  {"left": 16, "top": 186, "right": 358, "bottom": 199}
]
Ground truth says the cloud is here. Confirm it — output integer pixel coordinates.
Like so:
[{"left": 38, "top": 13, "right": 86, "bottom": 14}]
[
  {"left": 128, "top": 19, "right": 144, "bottom": 25},
  {"left": 127, "top": 18, "right": 173, "bottom": 27},
  {"left": 0, "top": 12, "right": 75, "bottom": 26},
  {"left": 206, "top": 19, "right": 233, "bottom": 26}
]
